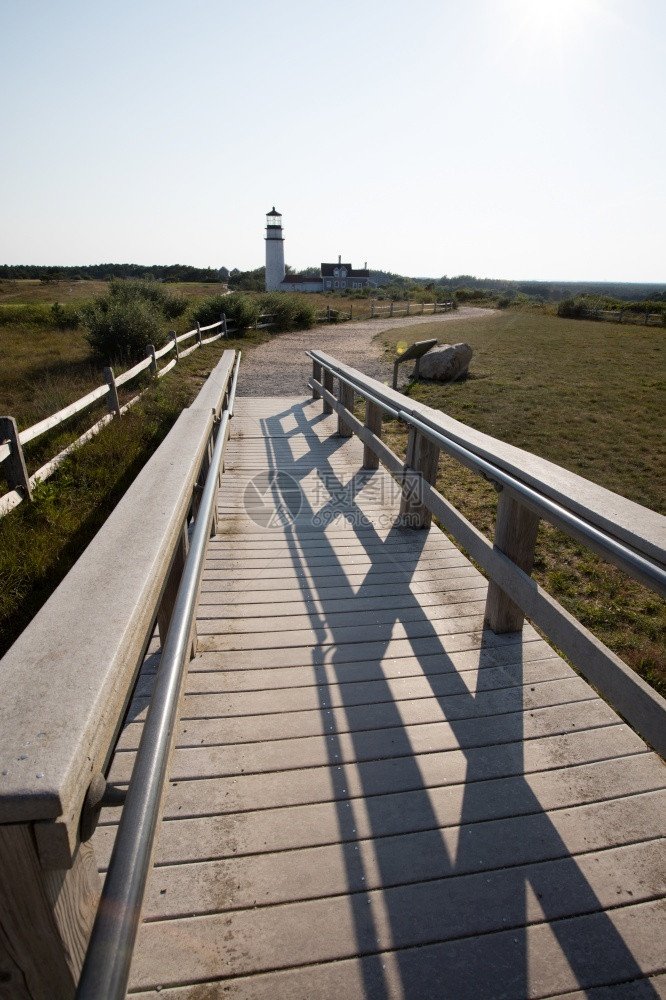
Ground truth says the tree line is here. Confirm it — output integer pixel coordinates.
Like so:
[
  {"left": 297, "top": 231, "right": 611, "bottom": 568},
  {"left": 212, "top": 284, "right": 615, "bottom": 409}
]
[{"left": 0, "top": 263, "right": 223, "bottom": 283}]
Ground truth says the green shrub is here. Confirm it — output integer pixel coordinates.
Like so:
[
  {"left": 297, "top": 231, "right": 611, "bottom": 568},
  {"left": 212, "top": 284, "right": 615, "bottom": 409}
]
[
  {"left": 108, "top": 278, "right": 187, "bottom": 319},
  {"left": 291, "top": 298, "right": 317, "bottom": 329},
  {"left": 557, "top": 297, "right": 588, "bottom": 319},
  {"left": 51, "top": 302, "right": 80, "bottom": 329},
  {"left": 80, "top": 296, "right": 166, "bottom": 363},
  {"left": 258, "top": 293, "right": 315, "bottom": 332},
  {"left": 190, "top": 293, "right": 260, "bottom": 336},
  {"left": 79, "top": 279, "right": 188, "bottom": 361}
]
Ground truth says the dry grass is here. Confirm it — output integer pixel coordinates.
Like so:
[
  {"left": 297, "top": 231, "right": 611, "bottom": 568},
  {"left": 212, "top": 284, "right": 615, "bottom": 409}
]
[{"left": 0, "top": 278, "right": 109, "bottom": 303}]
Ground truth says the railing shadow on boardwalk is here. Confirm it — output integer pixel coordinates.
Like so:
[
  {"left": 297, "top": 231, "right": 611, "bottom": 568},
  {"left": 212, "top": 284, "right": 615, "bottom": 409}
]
[{"left": 248, "top": 397, "right": 657, "bottom": 1000}]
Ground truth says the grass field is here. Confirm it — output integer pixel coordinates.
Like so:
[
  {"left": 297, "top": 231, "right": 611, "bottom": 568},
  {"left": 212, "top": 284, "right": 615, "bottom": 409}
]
[
  {"left": 0, "top": 278, "right": 226, "bottom": 304},
  {"left": 377, "top": 309, "right": 665, "bottom": 696}
]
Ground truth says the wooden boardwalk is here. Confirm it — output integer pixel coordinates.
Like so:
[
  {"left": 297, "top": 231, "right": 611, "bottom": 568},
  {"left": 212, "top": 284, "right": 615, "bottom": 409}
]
[{"left": 96, "top": 396, "right": 666, "bottom": 999}]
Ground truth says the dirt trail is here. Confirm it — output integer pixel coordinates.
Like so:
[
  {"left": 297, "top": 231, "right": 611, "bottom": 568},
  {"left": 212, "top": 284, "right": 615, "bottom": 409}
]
[{"left": 236, "top": 306, "right": 488, "bottom": 396}]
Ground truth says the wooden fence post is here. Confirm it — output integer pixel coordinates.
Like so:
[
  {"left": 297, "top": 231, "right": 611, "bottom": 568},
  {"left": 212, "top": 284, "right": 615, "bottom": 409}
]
[
  {"left": 146, "top": 343, "right": 157, "bottom": 377},
  {"left": 349, "top": 304, "right": 353, "bottom": 320},
  {"left": 221, "top": 313, "right": 228, "bottom": 337},
  {"left": 363, "top": 401, "right": 382, "bottom": 470},
  {"left": 0, "top": 416, "right": 32, "bottom": 500},
  {"left": 399, "top": 427, "right": 440, "bottom": 528},
  {"left": 484, "top": 491, "right": 541, "bottom": 633},
  {"left": 103, "top": 367, "right": 121, "bottom": 417},
  {"left": 371, "top": 303, "right": 375, "bottom": 318},
  {"left": 337, "top": 379, "right": 354, "bottom": 437},
  {"left": 322, "top": 369, "right": 334, "bottom": 414},
  {"left": 312, "top": 360, "right": 322, "bottom": 400},
  {"left": 406, "top": 300, "right": 410, "bottom": 315},
  {"left": 390, "top": 301, "right": 394, "bottom": 317},
  {"left": 0, "top": 825, "right": 101, "bottom": 1000},
  {"left": 196, "top": 322, "right": 202, "bottom": 347},
  {"left": 171, "top": 330, "right": 179, "bottom": 360}
]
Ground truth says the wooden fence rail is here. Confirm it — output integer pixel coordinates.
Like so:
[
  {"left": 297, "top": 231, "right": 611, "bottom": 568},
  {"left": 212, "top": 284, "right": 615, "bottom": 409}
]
[
  {"left": 595, "top": 308, "right": 663, "bottom": 326},
  {"left": 0, "top": 314, "right": 237, "bottom": 519},
  {"left": 308, "top": 349, "right": 666, "bottom": 758},
  {"left": 371, "top": 300, "right": 454, "bottom": 318},
  {"left": 314, "top": 300, "right": 455, "bottom": 324}
]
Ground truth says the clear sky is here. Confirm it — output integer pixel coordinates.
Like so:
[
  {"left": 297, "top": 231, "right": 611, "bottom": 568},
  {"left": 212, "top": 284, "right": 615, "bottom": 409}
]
[{"left": 1, "top": 0, "right": 664, "bottom": 282}]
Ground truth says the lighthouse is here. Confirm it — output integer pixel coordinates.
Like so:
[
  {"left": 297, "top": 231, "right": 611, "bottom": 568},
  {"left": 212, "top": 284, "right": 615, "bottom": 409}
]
[{"left": 265, "top": 207, "right": 285, "bottom": 291}]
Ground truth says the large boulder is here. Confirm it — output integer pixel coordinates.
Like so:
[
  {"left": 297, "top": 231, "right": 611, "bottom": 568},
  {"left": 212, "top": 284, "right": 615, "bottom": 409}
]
[{"left": 418, "top": 342, "right": 473, "bottom": 382}]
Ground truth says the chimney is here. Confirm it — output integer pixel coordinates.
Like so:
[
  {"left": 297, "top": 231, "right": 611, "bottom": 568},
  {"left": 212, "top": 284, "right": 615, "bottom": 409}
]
[
  {"left": 364, "top": 261, "right": 367, "bottom": 269},
  {"left": 338, "top": 255, "right": 341, "bottom": 265}
]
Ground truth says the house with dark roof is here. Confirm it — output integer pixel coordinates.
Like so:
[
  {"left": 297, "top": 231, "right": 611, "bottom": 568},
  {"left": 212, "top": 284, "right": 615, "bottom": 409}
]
[{"left": 320, "top": 257, "right": 370, "bottom": 291}]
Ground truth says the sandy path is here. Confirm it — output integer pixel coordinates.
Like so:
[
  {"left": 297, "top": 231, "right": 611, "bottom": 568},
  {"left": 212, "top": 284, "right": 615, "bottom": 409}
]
[{"left": 235, "top": 307, "right": 488, "bottom": 396}]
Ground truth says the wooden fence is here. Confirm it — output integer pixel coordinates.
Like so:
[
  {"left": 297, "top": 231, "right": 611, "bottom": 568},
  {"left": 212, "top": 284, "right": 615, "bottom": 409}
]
[
  {"left": 315, "top": 301, "right": 455, "bottom": 324},
  {"left": 595, "top": 308, "right": 663, "bottom": 326},
  {"left": 371, "top": 300, "right": 454, "bottom": 318},
  {"left": 0, "top": 314, "right": 237, "bottom": 519}
]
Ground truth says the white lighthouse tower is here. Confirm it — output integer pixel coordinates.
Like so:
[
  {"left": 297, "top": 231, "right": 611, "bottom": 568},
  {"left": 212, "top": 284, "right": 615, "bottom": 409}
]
[{"left": 265, "top": 206, "right": 285, "bottom": 291}]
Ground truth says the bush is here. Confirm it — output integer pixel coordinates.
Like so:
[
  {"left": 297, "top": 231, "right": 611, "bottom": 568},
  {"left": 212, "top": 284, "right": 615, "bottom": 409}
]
[
  {"left": 108, "top": 278, "right": 187, "bottom": 320},
  {"left": 557, "top": 297, "right": 588, "bottom": 319},
  {"left": 79, "top": 279, "right": 189, "bottom": 361},
  {"left": 190, "top": 293, "right": 260, "bottom": 336},
  {"left": 51, "top": 302, "right": 80, "bottom": 329},
  {"left": 80, "top": 297, "right": 166, "bottom": 363},
  {"left": 292, "top": 299, "right": 317, "bottom": 329},
  {"left": 258, "top": 293, "right": 316, "bottom": 332}
]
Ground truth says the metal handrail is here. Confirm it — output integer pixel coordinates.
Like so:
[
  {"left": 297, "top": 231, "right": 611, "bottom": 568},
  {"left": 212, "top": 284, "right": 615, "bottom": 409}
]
[
  {"left": 308, "top": 351, "right": 666, "bottom": 598},
  {"left": 404, "top": 410, "right": 666, "bottom": 596},
  {"left": 76, "top": 358, "right": 239, "bottom": 1000}
]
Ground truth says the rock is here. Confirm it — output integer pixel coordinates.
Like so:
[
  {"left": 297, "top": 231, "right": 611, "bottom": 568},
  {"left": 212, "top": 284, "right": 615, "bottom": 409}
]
[{"left": 418, "top": 342, "right": 473, "bottom": 382}]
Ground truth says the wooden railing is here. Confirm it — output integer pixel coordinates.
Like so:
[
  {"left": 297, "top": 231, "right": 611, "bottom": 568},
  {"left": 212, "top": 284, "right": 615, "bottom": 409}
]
[
  {"left": 371, "top": 300, "right": 454, "bottom": 318},
  {"left": 595, "top": 308, "right": 663, "bottom": 326},
  {"left": 316, "top": 306, "right": 352, "bottom": 323},
  {"left": 0, "top": 350, "right": 239, "bottom": 998},
  {"left": 314, "top": 300, "right": 455, "bottom": 324},
  {"left": 255, "top": 312, "right": 276, "bottom": 330},
  {"left": 0, "top": 315, "right": 236, "bottom": 519},
  {"left": 308, "top": 350, "right": 666, "bottom": 759}
]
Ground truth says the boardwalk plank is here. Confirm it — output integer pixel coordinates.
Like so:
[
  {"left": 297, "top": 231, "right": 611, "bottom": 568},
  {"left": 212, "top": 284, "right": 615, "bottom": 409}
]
[
  {"left": 116, "top": 675, "right": 596, "bottom": 751},
  {"left": 94, "top": 753, "right": 664, "bottom": 870}
]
